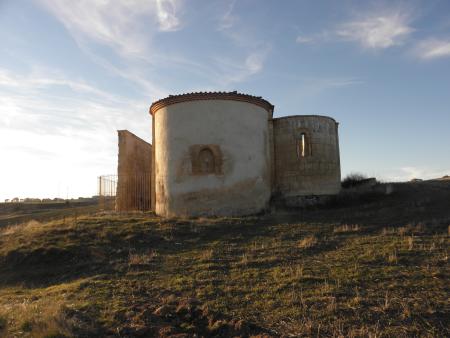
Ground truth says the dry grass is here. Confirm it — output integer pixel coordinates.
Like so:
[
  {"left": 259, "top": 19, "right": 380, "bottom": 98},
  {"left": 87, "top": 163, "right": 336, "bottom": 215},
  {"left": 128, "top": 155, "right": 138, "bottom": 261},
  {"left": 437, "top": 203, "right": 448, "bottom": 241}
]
[
  {"left": 0, "top": 296, "right": 76, "bottom": 337},
  {"left": 297, "top": 235, "right": 318, "bottom": 249},
  {"left": 240, "top": 252, "right": 249, "bottom": 265},
  {"left": 0, "top": 213, "right": 448, "bottom": 336},
  {"left": 128, "top": 249, "right": 158, "bottom": 266},
  {"left": 0, "top": 219, "right": 44, "bottom": 236},
  {"left": 386, "top": 249, "right": 398, "bottom": 263},
  {"left": 333, "top": 224, "right": 360, "bottom": 233},
  {"left": 398, "top": 222, "right": 424, "bottom": 236},
  {"left": 289, "top": 263, "right": 304, "bottom": 279},
  {"left": 381, "top": 227, "right": 396, "bottom": 235},
  {"left": 0, "top": 181, "right": 449, "bottom": 336},
  {"left": 200, "top": 248, "right": 214, "bottom": 261},
  {"left": 406, "top": 235, "right": 414, "bottom": 250}
]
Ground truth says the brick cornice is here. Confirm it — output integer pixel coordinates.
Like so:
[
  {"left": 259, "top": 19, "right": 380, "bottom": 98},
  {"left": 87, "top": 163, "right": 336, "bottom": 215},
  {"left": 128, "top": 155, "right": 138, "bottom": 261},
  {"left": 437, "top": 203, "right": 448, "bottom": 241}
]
[
  {"left": 149, "top": 91, "right": 274, "bottom": 116},
  {"left": 272, "top": 115, "right": 338, "bottom": 124}
]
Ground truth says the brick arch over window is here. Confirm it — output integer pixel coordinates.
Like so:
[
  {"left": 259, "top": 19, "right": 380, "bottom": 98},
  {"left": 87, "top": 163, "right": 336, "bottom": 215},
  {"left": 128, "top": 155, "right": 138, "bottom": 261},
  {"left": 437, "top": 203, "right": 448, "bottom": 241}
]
[{"left": 190, "top": 145, "right": 223, "bottom": 175}]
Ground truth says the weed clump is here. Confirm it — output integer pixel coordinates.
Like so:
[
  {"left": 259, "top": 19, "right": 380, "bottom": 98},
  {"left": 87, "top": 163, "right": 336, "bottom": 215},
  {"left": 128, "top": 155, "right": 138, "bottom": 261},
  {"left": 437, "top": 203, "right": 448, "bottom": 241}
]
[
  {"left": 128, "top": 249, "right": 158, "bottom": 266},
  {"left": 116, "top": 297, "right": 271, "bottom": 337},
  {"left": 298, "top": 235, "right": 318, "bottom": 249},
  {"left": 341, "top": 172, "right": 368, "bottom": 188}
]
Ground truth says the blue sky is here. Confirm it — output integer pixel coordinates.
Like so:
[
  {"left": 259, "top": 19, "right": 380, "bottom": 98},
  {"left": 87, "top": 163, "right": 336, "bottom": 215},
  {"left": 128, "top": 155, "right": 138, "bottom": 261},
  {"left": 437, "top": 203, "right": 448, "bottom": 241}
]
[{"left": 1, "top": 0, "right": 449, "bottom": 200}]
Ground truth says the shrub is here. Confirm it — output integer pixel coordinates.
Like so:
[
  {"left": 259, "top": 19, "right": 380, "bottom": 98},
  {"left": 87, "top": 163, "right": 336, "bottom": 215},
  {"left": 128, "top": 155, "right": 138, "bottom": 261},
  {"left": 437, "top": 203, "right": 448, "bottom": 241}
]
[{"left": 341, "top": 172, "right": 368, "bottom": 188}]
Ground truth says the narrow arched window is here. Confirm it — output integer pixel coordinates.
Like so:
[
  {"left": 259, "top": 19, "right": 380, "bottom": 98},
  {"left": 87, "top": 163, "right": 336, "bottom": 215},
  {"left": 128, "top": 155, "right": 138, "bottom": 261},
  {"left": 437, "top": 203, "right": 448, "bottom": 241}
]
[
  {"left": 300, "top": 133, "right": 306, "bottom": 157},
  {"left": 298, "top": 132, "right": 311, "bottom": 158},
  {"left": 198, "top": 148, "right": 215, "bottom": 174}
]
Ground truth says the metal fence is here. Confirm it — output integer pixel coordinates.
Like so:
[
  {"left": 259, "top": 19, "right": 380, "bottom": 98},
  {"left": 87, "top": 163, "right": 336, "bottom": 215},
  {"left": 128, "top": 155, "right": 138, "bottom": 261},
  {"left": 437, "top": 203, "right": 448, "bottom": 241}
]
[
  {"left": 98, "top": 174, "right": 151, "bottom": 212},
  {"left": 98, "top": 175, "right": 118, "bottom": 211}
]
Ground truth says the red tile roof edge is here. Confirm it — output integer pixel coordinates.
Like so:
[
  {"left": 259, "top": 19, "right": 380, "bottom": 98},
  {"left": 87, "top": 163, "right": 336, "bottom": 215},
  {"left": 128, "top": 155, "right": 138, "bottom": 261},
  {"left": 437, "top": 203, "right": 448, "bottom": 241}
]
[{"left": 149, "top": 91, "right": 274, "bottom": 115}]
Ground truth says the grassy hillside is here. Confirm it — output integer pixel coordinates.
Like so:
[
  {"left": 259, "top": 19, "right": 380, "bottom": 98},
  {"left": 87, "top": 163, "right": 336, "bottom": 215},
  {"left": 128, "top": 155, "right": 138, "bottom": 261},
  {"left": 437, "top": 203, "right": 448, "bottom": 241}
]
[
  {"left": 0, "top": 201, "right": 98, "bottom": 228},
  {"left": 0, "top": 181, "right": 449, "bottom": 337}
]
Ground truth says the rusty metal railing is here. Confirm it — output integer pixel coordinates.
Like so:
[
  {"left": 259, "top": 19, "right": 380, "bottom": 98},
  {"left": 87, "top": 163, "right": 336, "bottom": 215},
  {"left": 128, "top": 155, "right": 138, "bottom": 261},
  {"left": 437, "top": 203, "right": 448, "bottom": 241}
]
[{"left": 98, "top": 174, "right": 151, "bottom": 212}]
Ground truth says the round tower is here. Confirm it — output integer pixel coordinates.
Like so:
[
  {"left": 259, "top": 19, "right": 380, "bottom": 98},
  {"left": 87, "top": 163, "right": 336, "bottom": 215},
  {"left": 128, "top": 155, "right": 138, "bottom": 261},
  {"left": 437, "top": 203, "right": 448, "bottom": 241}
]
[
  {"left": 272, "top": 115, "right": 341, "bottom": 205},
  {"left": 150, "top": 92, "right": 274, "bottom": 217}
]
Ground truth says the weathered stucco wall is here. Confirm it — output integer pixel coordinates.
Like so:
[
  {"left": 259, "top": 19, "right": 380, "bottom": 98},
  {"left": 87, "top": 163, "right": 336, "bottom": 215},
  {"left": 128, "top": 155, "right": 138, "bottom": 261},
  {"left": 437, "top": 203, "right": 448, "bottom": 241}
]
[
  {"left": 153, "top": 100, "right": 272, "bottom": 217},
  {"left": 273, "top": 115, "right": 341, "bottom": 201},
  {"left": 116, "top": 130, "right": 152, "bottom": 211}
]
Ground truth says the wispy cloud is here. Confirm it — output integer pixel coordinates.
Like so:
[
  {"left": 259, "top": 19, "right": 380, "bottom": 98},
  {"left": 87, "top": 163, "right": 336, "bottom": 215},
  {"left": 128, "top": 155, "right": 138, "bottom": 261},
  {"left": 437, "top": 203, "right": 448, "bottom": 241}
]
[
  {"left": 1, "top": 1, "right": 277, "bottom": 201},
  {"left": 39, "top": 0, "right": 183, "bottom": 59},
  {"left": 37, "top": 0, "right": 187, "bottom": 106},
  {"left": 217, "top": 0, "right": 237, "bottom": 31},
  {"left": 0, "top": 67, "right": 120, "bottom": 102},
  {"left": 0, "top": 66, "right": 148, "bottom": 134},
  {"left": 337, "top": 11, "right": 414, "bottom": 49},
  {"left": 212, "top": 45, "right": 271, "bottom": 86},
  {"left": 0, "top": 66, "right": 151, "bottom": 199},
  {"left": 282, "top": 76, "right": 364, "bottom": 107},
  {"left": 245, "top": 52, "right": 265, "bottom": 74},
  {"left": 39, "top": 0, "right": 266, "bottom": 92},
  {"left": 214, "top": 1, "right": 271, "bottom": 85},
  {"left": 296, "top": 35, "right": 314, "bottom": 44},
  {"left": 295, "top": 77, "right": 363, "bottom": 99},
  {"left": 414, "top": 38, "right": 450, "bottom": 60}
]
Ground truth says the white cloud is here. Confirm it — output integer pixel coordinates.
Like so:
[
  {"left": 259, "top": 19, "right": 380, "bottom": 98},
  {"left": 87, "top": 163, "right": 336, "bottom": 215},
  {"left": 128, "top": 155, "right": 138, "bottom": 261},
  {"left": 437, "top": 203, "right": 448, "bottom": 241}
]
[
  {"left": 296, "top": 36, "right": 313, "bottom": 44},
  {"left": 384, "top": 167, "right": 450, "bottom": 182},
  {"left": 414, "top": 38, "right": 450, "bottom": 59},
  {"left": 217, "top": 0, "right": 237, "bottom": 31},
  {"left": 39, "top": 0, "right": 267, "bottom": 92},
  {"left": 39, "top": 0, "right": 183, "bottom": 58},
  {"left": 337, "top": 12, "right": 414, "bottom": 49},
  {"left": 245, "top": 53, "right": 264, "bottom": 74},
  {"left": 212, "top": 45, "right": 271, "bottom": 86},
  {"left": 0, "top": 66, "right": 151, "bottom": 200},
  {"left": 0, "top": 67, "right": 119, "bottom": 102},
  {"left": 37, "top": 0, "right": 182, "bottom": 107},
  {"left": 156, "top": 0, "right": 182, "bottom": 31},
  {"left": 213, "top": 1, "right": 271, "bottom": 85}
]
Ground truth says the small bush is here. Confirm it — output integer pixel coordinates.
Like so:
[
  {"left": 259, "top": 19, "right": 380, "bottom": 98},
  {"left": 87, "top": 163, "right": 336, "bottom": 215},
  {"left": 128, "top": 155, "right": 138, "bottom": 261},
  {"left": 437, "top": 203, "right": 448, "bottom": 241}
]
[{"left": 342, "top": 173, "right": 368, "bottom": 188}]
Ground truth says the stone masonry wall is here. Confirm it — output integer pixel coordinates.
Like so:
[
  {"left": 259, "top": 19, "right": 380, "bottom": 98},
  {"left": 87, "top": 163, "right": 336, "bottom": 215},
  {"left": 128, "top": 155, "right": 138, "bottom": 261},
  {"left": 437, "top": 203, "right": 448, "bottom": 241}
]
[
  {"left": 116, "top": 130, "right": 152, "bottom": 211},
  {"left": 273, "top": 115, "right": 341, "bottom": 202}
]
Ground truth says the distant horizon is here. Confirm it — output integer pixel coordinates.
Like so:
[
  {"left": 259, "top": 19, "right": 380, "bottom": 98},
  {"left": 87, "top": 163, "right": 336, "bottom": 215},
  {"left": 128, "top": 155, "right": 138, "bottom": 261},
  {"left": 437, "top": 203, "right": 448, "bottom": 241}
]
[
  {"left": 3, "top": 173, "right": 450, "bottom": 202},
  {"left": 1, "top": 0, "right": 450, "bottom": 200},
  {"left": 3, "top": 196, "right": 98, "bottom": 202}
]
